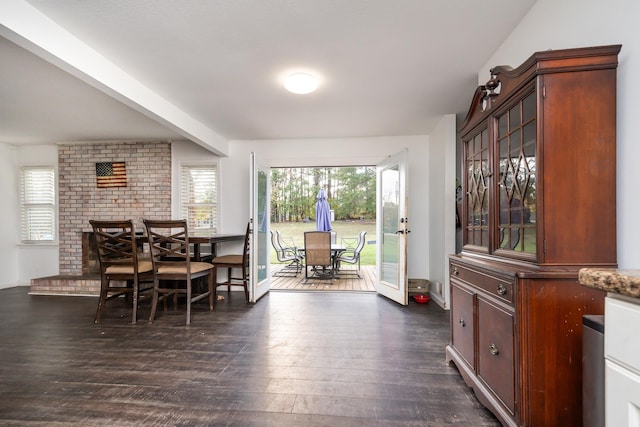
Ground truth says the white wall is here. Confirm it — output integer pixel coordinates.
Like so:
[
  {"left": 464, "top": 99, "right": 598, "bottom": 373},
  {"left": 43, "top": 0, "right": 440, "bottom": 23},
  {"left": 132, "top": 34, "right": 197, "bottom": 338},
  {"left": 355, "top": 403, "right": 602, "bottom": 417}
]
[
  {"left": 0, "top": 143, "right": 59, "bottom": 288},
  {"left": 481, "top": 0, "right": 640, "bottom": 268},
  {"left": 15, "top": 144, "right": 59, "bottom": 286},
  {"left": 0, "top": 143, "right": 19, "bottom": 288},
  {"left": 224, "top": 135, "right": 434, "bottom": 282},
  {"left": 428, "top": 114, "right": 457, "bottom": 308}
]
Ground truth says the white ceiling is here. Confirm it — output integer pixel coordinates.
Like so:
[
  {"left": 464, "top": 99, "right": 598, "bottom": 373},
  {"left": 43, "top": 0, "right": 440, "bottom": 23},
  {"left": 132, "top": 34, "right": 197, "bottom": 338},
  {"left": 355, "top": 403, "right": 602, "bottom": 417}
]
[{"left": 0, "top": 0, "right": 536, "bottom": 152}]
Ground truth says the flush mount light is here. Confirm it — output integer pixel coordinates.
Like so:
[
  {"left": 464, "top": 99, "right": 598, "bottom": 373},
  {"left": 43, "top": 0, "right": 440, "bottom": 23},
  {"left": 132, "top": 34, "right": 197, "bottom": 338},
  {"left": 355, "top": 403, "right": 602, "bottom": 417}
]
[{"left": 284, "top": 73, "right": 319, "bottom": 94}]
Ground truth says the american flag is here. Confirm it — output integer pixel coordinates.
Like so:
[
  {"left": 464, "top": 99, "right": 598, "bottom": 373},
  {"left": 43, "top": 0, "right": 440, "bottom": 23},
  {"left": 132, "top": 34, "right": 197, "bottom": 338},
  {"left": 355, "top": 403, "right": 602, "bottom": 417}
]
[{"left": 96, "top": 162, "right": 127, "bottom": 188}]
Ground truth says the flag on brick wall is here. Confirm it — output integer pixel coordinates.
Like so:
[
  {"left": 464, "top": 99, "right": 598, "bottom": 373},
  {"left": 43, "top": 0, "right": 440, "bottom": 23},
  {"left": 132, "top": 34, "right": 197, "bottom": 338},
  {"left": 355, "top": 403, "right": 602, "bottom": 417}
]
[{"left": 96, "top": 162, "right": 127, "bottom": 188}]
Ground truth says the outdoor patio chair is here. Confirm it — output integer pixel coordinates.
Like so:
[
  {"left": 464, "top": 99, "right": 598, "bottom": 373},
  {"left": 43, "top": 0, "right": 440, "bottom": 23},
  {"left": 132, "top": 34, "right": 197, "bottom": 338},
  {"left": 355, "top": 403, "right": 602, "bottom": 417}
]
[
  {"left": 336, "top": 231, "right": 367, "bottom": 278},
  {"left": 90, "top": 219, "right": 154, "bottom": 324},
  {"left": 143, "top": 219, "right": 215, "bottom": 325},
  {"left": 271, "top": 230, "right": 302, "bottom": 276},
  {"left": 303, "top": 231, "right": 334, "bottom": 283}
]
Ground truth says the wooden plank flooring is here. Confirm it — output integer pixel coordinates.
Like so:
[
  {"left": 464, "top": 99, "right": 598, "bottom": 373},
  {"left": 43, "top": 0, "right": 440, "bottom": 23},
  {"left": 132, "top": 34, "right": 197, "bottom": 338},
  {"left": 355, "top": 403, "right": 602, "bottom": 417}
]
[
  {"left": 271, "top": 264, "right": 376, "bottom": 292},
  {"left": 0, "top": 286, "right": 499, "bottom": 426}
]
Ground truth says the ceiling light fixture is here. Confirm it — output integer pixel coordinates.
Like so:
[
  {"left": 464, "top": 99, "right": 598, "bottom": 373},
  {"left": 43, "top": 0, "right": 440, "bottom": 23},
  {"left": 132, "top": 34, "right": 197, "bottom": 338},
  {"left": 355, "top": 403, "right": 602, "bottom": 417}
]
[{"left": 284, "top": 73, "right": 319, "bottom": 94}]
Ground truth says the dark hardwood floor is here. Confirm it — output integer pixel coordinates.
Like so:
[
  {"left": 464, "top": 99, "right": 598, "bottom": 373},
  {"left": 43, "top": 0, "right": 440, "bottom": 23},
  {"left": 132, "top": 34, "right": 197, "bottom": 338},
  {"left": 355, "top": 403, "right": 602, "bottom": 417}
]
[{"left": 0, "top": 286, "right": 499, "bottom": 426}]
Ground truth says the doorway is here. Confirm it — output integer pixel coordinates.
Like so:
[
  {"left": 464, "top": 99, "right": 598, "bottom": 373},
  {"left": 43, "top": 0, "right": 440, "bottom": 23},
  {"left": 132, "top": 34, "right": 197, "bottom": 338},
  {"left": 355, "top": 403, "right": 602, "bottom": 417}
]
[{"left": 269, "top": 166, "right": 376, "bottom": 292}]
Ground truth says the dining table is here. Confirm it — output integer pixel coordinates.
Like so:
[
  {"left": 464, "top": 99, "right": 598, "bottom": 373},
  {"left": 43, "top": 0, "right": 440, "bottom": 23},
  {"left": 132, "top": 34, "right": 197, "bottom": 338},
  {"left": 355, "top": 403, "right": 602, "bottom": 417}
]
[
  {"left": 185, "top": 232, "right": 246, "bottom": 261},
  {"left": 136, "top": 230, "right": 245, "bottom": 261}
]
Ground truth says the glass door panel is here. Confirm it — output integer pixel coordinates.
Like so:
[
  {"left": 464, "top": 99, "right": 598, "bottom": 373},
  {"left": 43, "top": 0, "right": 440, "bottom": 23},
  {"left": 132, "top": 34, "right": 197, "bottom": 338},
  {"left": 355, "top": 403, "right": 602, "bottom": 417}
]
[
  {"left": 464, "top": 128, "right": 490, "bottom": 249},
  {"left": 497, "top": 90, "right": 537, "bottom": 255}
]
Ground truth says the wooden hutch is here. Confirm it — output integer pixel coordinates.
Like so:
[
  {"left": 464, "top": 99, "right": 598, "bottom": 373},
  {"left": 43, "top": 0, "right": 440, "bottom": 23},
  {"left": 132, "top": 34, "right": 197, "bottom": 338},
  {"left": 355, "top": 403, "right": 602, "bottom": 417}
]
[{"left": 446, "top": 45, "right": 621, "bottom": 426}]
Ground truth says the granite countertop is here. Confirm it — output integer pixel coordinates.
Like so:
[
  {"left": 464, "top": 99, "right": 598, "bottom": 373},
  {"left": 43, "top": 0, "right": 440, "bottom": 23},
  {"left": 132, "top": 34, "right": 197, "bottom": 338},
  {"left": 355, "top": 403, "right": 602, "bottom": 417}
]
[{"left": 578, "top": 268, "right": 640, "bottom": 299}]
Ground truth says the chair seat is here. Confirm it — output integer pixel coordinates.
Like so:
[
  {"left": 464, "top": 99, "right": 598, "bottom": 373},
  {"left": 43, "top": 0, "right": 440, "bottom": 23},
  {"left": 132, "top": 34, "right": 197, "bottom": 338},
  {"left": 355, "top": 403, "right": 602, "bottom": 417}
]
[
  {"left": 211, "top": 223, "right": 251, "bottom": 303},
  {"left": 158, "top": 261, "right": 213, "bottom": 275},
  {"left": 337, "top": 253, "right": 357, "bottom": 263},
  {"left": 212, "top": 254, "right": 243, "bottom": 265},
  {"left": 105, "top": 260, "right": 153, "bottom": 275}
]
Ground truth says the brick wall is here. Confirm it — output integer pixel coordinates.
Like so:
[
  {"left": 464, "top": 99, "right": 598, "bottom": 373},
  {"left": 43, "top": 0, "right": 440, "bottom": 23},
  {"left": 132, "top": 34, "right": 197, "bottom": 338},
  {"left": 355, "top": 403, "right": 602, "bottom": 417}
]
[{"left": 58, "top": 141, "right": 171, "bottom": 274}]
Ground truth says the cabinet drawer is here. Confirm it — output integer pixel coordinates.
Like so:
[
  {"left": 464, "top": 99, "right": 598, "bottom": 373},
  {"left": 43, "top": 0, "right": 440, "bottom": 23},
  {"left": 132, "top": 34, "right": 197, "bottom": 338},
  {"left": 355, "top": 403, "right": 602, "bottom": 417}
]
[
  {"left": 605, "top": 360, "right": 640, "bottom": 427},
  {"left": 450, "top": 263, "right": 514, "bottom": 304},
  {"left": 450, "top": 283, "right": 475, "bottom": 369},
  {"left": 605, "top": 296, "right": 640, "bottom": 374},
  {"left": 477, "top": 295, "right": 516, "bottom": 415}
]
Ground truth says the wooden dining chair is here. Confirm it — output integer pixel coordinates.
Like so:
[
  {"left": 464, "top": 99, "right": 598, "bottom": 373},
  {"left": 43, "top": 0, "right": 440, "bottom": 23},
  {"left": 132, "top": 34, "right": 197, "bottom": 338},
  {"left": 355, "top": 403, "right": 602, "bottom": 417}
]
[
  {"left": 211, "top": 223, "right": 251, "bottom": 302},
  {"left": 143, "top": 219, "right": 215, "bottom": 325},
  {"left": 90, "top": 219, "right": 153, "bottom": 324},
  {"left": 303, "top": 231, "right": 334, "bottom": 283}
]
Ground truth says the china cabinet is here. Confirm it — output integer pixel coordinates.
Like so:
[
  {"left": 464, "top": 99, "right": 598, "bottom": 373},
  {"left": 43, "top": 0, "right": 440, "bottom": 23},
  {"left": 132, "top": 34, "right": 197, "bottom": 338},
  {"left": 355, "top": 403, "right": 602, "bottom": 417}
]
[{"left": 446, "top": 45, "right": 621, "bottom": 426}]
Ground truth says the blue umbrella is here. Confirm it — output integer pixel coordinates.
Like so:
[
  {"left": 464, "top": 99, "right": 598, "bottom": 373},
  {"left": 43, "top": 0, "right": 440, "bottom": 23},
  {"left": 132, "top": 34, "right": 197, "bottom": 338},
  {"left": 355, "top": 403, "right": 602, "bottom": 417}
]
[{"left": 315, "top": 189, "right": 332, "bottom": 231}]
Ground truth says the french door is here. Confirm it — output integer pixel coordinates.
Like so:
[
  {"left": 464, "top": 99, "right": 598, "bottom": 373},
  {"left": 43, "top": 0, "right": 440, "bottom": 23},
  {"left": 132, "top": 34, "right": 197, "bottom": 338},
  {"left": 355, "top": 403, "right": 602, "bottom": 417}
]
[
  {"left": 375, "top": 150, "right": 409, "bottom": 305},
  {"left": 249, "top": 152, "right": 270, "bottom": 302}
]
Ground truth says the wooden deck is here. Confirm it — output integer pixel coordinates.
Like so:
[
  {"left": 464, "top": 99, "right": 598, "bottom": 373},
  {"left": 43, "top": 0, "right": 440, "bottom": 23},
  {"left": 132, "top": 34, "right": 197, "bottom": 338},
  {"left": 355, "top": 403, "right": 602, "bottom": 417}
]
[{"left": 270, "top": 264, "right": 376, "bottom": 292}]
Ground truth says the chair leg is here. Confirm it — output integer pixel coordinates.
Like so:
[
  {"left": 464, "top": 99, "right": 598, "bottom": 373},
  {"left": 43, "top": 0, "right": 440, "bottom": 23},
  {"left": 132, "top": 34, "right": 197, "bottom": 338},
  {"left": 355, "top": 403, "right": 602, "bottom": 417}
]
[
  {"left": 94, "top": 277, "right": 110, "bottom": 323},
  {"left": 212, "top": 266, "right": 218, "bottom": 303},
  {"left": 131, "top": 277, "right": 139, "bottom": 324},
  {"left": 186, "top": 279, "right": 192, "bottom": 326},
  {"left": 243, "top": 268, "right": 249, "bottom": 303},
  {"left": 208, "top": 271, "right": 214, "bottom": 311},
  {"left": 149, "top": 278, "right": 160, "bottom": 323}
]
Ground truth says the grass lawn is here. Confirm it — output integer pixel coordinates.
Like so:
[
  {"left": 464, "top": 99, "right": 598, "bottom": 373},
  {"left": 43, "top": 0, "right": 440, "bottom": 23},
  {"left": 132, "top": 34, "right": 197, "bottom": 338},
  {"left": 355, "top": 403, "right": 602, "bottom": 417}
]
[{"left": 270, "top": 220, "right": 376, "bottom": 265}]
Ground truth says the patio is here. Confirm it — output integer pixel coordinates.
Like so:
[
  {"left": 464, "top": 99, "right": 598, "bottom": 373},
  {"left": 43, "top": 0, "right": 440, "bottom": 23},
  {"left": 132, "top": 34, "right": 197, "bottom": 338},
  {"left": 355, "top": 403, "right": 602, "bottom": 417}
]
[{"left": 270, "top": 264, "right": 376, "bottom": 292}]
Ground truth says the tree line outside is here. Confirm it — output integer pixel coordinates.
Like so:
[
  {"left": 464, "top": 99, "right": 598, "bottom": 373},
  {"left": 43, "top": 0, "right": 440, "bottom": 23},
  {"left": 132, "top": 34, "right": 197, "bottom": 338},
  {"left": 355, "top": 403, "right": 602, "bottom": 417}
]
[{"left": 270, "top": 166, "right": 376, "bottom": 223}]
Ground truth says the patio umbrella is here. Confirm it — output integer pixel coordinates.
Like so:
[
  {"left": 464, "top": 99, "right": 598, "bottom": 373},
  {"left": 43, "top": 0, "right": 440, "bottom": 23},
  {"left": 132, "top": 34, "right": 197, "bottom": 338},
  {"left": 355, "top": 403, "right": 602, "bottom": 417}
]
[{"left": 315, "top": 189, "right": 332, "bottom": 231}]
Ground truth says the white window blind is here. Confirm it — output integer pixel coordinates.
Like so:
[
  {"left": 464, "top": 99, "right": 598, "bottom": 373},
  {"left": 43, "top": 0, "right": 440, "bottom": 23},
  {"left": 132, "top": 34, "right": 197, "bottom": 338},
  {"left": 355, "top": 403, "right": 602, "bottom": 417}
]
[
  {"left": 20, "top": 167, "right": 56, "bottom": 242},
  {"left": 180, "top": 164, "right": 217, "bottom": 232}
]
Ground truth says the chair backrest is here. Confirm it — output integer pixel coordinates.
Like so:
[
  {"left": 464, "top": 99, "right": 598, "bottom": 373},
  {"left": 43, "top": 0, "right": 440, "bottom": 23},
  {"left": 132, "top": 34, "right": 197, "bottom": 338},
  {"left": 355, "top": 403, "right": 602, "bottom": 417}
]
[
  {"left": 304, "top": 231, "right": 332, "bottom": 266},
  {"left": 143, "top": 219, "right": 192, "bottom": 272},
  {"left": 275, "top": 230, "right": 294, "bottom": 250},
  {"left": 270, "top": 230, "right": 284, "bottom": 260},
  {"left": 90, "top": 219, "right": 139, "bottom": 273},
  {"left": 270, "top": 230, "right": 280, "bottom": 251},
  {"left": 354, "top": 231, "right": 367, "bottom": 255}
]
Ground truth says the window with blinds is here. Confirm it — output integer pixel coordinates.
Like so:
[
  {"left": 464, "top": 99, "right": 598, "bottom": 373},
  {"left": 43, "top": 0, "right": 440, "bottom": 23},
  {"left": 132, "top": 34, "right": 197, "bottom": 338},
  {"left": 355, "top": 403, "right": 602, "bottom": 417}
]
[
  {"left": 20, "top": 167, "right": 56, "bottom": 243},
  {"left": 180, "top": 164, "right": 217, "bottom": 232}
]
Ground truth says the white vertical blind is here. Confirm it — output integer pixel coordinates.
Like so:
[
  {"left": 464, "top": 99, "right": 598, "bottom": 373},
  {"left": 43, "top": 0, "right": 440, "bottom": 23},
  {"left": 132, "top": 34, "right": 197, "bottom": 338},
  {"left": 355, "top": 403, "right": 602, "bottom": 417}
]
[
  {"left": 20, "top": 167, "right": 56, "bottom": 242},
  {"left": 180, "top": 164, "right": 217, "bottom": 232}
]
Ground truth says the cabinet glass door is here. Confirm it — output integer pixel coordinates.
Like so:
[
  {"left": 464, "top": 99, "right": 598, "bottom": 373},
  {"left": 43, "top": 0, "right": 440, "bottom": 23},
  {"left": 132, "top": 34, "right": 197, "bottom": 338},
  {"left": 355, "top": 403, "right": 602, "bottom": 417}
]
[
  {"left": 496, "top": 91, "right": 536, "bottom": 255},
  {"left": 464, "top": 128, "right": 490, "bottom": 249}
]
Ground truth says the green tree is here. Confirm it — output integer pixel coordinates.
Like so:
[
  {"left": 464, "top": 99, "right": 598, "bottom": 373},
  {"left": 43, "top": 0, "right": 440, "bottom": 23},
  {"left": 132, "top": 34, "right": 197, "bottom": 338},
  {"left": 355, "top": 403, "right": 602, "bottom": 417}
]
[{"left": 270, "top": 166, "right": 375, "bottom": 223}]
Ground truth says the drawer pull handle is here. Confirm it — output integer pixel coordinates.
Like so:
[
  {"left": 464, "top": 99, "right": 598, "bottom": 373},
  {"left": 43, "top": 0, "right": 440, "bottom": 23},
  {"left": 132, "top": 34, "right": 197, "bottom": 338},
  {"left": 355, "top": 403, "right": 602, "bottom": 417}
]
[
  {"left": 458, "top": 318, "right": 465, "bottom": 327},
  {"left": 489, "top": 344, "right": 499, "bottom": 356},
  {"left": 452, "top": 268, "right": 459, "bottom": 276},
  {"left": 496, "top": 284, "right": 507, "bottom": 295}
]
